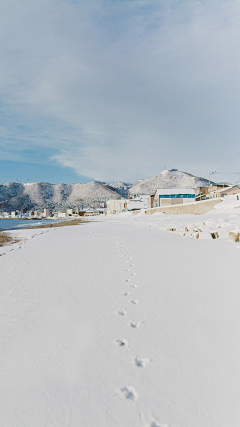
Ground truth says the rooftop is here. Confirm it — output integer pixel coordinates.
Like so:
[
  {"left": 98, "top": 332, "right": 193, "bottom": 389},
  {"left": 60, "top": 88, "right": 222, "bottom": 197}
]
[{"left": 211, "top": 185, "right": 239, "bottom": 194}]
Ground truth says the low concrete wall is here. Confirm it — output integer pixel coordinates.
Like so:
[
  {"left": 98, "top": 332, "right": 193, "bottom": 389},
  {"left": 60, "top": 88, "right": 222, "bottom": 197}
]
[{"left": 145, "top": 199, "right": 222, "bottom": 215}]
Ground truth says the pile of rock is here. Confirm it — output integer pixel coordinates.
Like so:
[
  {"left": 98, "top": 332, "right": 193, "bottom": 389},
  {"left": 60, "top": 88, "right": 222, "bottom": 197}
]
[
  {"left": 168, "top": 223, "right": 240, "bottom": 242},
  {"left": 228, "top": 232, "right": 240, "bottom": 242}
]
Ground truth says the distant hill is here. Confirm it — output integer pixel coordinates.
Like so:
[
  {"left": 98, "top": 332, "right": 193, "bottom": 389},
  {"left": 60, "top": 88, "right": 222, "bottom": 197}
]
[
  {"left": 128, "top": 170, "right": 210, "bottom": 195},
  {"left": 0, "top": 170, "right": 211, "bottom": 211}
]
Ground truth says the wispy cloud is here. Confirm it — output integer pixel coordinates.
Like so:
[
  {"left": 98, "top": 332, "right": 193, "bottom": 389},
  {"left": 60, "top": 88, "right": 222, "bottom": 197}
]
[{"left": 1, "top": 0, "right": 240, "bottom": 181}]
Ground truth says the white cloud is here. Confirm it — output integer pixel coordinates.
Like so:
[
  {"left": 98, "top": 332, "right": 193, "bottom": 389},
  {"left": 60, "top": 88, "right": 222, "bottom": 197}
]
[{"left": 1, "top": 0, "right": 240, "bottom": 181}]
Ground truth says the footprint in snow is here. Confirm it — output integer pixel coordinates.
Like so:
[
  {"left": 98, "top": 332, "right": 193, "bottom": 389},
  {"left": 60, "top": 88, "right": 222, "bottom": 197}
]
[
  {"left": 125, "top": 279, "right": 131, "bottom": 282},
  {"left": 130, "top": 299, "right": 139, "bottom": 305},
  {"left": 116, "top": 309, "right": 127, "bottom": 316},
  {"left": 147, "top": 421, "right": 169, "bottom": 427},
  {"left": 125, "top": 268, "right": 130, "bottom": 271},
  {"left": 134, "top": 356, "right": 150, "bottom": 368},
  {"left": 130, "top": 321, "right": 141, "bottom": 328},
  {"left": 123, "top": 292, "right": 130, "bottom": 296},
  {"left": 131, "top": 273, "right": 136, "bottom": 276},
  {"left": 130, "top": 284, "right": 138, "bottom": 288},
  {"left": 114, "top": 339, "right": 128, "bottom": 347},
  {"left": 119, "top": 386, "right": 138, "bottom": 401}
]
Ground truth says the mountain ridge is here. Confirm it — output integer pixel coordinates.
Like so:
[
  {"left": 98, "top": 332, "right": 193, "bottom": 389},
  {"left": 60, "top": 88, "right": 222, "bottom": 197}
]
[{"left": 0, "top": 170, "right": 211, "bottom": 211}]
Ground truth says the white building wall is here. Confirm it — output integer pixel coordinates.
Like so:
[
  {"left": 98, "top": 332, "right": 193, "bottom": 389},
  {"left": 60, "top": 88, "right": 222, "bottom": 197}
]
[
  {"left": 58, "top": 212, "right": 67, "bottom": 218},
  {"left": 107, "top": 199, "right": 126, "bottom": 214},
  {"left": 127, "top": 200, "right": 148, "bottom": 210}
]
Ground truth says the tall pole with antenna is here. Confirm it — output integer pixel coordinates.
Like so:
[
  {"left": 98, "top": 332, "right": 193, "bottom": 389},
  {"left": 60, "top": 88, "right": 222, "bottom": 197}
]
[{"left": 208, "top": 171, "right": 216, "bottom": 188}]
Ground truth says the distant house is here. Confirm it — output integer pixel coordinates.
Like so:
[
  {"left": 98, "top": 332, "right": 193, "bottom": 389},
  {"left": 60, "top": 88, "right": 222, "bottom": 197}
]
[
  {"left": 107, "top": 199, "right": 127, "bottom": 214},
  {"left": 209, "top": 185, "right": 240, "bottom": 199},
  {"left": 126, "top": 195, "right": 149, "bottom": 211},
  {"left": 194, "top": 187, "right": 209, "bottom": 201},
  {"left": 43, "top": 209, "right": 53, "bottom": 218},
  {"left": 209, "top": 184, "right": 229, "bottom": 192},
  {"left": 57, "top": 212, "right": 67, "bottom": 218},
  {"left": 153, "top": 189, "right": 196, "bottom": 207},
  {"left": 84, "top": 209, "right": 106, "bottom": 216},
  {"left": 147, "top": 195, "right": 155, "bottom": 209},
  {"left": 95, "top": 208, "right": 107, "bottom": 215}
]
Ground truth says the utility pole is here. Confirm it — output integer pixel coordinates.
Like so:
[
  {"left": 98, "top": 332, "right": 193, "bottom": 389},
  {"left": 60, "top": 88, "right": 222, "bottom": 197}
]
[{"left": 208, "top": 171, "right": 216, "bottom": 188}]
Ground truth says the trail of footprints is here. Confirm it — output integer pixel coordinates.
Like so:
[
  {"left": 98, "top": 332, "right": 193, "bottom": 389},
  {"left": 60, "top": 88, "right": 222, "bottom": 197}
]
[
  {"left": 114, "top": 237, "right": 155, "bottom": 423},
  {"left": 114, "top": 237, "right": 169, "bottom": 426}
]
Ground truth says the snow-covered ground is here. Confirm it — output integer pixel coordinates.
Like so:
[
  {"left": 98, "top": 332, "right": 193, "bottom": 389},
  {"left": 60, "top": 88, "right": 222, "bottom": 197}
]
[
  {"left": 118, "top": 198, "right": 240, "bottom": 240},
  {"left": 1, "top": 199, "right": 240, "bottom": 427}
]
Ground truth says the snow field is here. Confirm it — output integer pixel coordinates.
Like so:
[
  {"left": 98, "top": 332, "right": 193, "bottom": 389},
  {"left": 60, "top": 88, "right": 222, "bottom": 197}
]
[{"left": 1, "top": 203, "right": 240, "bottom": 426}]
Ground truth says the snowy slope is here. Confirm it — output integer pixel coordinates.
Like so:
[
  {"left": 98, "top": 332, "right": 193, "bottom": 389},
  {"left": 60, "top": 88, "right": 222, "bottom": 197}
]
[
  {"left": 109, "top": 181, "right": 132, "bottom": 197},
  {"left": 0, "top": 182, "right": 25, "bottom": 202},
  {"left": 1, "top": 204, "right": 240, "bottom": 426},
  {"left": 129, "top": 170, "right": 210, "bottom": 195},
  {"left": 66, "top": 181, "right": 104, "bottom": 203},
  {"left": 86, "top": 184, "right": 122, "bottom": 201},
  {"left": 0, "top": 181, "right": 122, "bottom": 210}
]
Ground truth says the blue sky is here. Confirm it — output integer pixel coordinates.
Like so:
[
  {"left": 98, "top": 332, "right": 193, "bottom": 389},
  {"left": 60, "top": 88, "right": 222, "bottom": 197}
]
[{"left": 1, "top": 0, "right": 240, "bottom": 184}]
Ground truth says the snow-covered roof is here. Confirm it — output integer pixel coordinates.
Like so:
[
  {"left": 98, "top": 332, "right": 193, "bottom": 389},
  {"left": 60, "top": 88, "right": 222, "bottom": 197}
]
[
  {"left": 156, "top": 188, "right": 195, "bottom": 195},
  {"left": 211, "top": 185, "right": 239, "bottom": 194}
]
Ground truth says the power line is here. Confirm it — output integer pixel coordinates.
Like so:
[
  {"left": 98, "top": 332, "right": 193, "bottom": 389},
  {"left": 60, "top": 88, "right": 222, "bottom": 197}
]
[
  {"left": 217, "top": 151, "right": 240, "bottom": 171},
  {"left": 217, "top": 149, "right": 240, "bottom": 173}
]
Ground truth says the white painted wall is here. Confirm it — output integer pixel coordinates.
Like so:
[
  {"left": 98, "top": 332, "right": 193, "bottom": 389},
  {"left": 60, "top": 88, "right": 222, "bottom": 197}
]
[{"left": 107, "top": 199, "right": 126, "bottom": 214}]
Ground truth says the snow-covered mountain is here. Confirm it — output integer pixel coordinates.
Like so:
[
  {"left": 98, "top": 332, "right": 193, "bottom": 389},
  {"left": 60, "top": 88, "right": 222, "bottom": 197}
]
[
  {"left": 128, "top": 169, "right": 210, "bottom": 195},
  {"left": 0, "top": 181, "right": 123, "bottom": 211},
  {"left": 0, "top": 170, "right": 211, "bottom": 211}
]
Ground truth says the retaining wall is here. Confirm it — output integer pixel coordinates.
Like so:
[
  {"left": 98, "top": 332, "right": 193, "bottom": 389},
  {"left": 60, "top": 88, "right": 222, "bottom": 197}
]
[{"left": 144, "top": 199, "right": 222, "bottom": 215}]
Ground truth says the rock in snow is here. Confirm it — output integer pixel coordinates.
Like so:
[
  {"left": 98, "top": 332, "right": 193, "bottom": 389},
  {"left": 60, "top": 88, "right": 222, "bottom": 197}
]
[{"left": 228, "top": 231, "right": 240, "bottom": 242}]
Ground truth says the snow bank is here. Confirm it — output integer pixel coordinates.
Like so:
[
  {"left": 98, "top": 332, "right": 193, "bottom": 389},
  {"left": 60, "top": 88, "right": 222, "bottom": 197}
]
[{"left": 113, "top": 199, "right": 240, "bottom": 242}]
